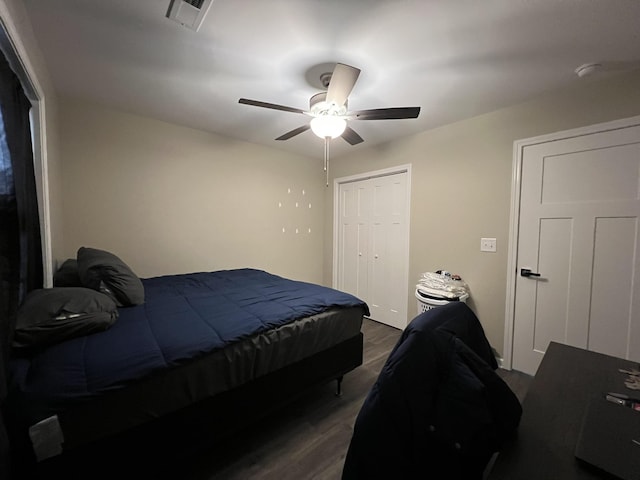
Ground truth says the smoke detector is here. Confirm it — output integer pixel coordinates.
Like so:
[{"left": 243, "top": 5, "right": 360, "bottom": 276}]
[{"left": 575, "top": 63, "right": 602, "bottom": 78}]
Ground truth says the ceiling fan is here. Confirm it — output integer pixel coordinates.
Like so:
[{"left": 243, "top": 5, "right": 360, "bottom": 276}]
[{"left": 238, "top": 63, "right": 421, "bottom": 185}]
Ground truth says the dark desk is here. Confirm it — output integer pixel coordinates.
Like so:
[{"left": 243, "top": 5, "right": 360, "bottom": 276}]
[{"left": 489, "top": 341, "right": 639, "bottom": 479}]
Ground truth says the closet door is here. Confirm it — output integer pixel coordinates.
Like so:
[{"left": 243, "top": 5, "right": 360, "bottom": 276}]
[
  {"left": 336, "top": 169, "right": 409, "bottom": 330},
  {"left": 337, "top": 181, "right": 371, "bottom": 306}
]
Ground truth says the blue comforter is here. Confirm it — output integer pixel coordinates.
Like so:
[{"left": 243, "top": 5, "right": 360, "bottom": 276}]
[{"left": 10, "top": 269, "right": 368, "bottom": 414}]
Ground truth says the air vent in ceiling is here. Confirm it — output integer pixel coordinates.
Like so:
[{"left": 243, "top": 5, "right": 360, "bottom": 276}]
[{"left": 166, "top": 0, "right": 213, "bottom": 31}]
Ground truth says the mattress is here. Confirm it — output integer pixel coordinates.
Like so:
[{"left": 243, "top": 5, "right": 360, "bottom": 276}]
[{"left": 7, "top": 268, "right": 368, "bottom": 458}]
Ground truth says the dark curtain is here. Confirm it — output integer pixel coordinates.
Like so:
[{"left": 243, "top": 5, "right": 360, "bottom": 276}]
[{"left": 0, "top": 50, "right": 43, "bottom": 478}]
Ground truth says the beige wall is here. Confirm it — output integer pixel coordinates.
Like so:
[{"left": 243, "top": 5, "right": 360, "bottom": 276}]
[
  {"left": 16, "top": 8, "right": 639, "bottom": 356},
  {"left": 58, "top": 97, "right": 326, "bottom": 284},
  {"left": 1, "top": 0, "right": 63, "bottom": 284},
  {"left": 324, "top": 69, "right": 640, "bottom": 356}
]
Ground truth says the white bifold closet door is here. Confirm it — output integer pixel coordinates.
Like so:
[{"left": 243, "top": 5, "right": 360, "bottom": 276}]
[{"left": 336, "top": 170, "right": 409, "bottom": 330}]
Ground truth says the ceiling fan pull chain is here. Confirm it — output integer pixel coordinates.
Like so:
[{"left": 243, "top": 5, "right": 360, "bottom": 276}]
[
  {"left": 324, "top": 136, "right": 330, "bottom": 187},
  {"left": 323, "top": 136, "right": 329, "bottom": 172}
]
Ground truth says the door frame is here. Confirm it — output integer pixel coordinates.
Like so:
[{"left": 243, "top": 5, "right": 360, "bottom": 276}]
[
  {"left": 503, "top": 114, "right": 640, "bottom": 370},
  {"left": 332, "top": 164, "right": 412, "bottom": 318}
]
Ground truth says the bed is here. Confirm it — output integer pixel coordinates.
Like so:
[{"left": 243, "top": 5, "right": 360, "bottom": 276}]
[{"left": 5, "top": 248, "right": 368, "bottom": 474}]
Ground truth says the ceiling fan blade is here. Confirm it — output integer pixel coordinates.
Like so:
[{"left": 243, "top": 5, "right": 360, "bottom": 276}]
[
  {"left": 326, "top": 63, "right": 361, "bottom": 107},
  {"left": 275, "top": 124, "right": 310, "bottom": 141},
  {"left": 341, "top": 126, "right": 364, "bottom": 145},
  {"left": 350, "top": 107, "right": 421, "bottom": 120},
  {"left": 239, "top": 98, "right": 306, "bottom": 115}
]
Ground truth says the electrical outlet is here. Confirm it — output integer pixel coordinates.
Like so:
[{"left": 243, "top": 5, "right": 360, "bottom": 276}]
[{"left": 481, "top": 237, "right": 497, "bottom": 252}]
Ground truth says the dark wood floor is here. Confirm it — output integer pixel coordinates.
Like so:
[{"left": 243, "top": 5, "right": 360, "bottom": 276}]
[
  {"left": 496, "top": 363, "right": 534, "bottom": 405},
  {"left": 156, "top": 319, "right": 532, "bottom": 480}
]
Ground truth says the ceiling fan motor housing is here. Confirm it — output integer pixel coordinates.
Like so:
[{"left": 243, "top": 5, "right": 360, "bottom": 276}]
[{"left": 309, "top": 92, "right": 347, "bottom": 116}]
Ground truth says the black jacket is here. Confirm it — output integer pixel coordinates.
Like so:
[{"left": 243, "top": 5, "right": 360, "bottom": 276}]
[{"left": 342, "top": 302, "right": 522, "bottom": 479}]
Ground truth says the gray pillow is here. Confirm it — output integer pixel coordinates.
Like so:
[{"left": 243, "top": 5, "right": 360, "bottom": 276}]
[
  {"left": 13, "top": 287, "right": 118, "bottom": 351},
  {"left": 53, "top": 258, "right": 82, "bottom": 287},
  {"left": 77, "top": 247, "right": 145, "bottom": 306}
]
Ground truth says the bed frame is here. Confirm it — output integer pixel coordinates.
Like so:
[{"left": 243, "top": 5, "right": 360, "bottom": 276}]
[{"left": 10, "top": 331, "right": 363, "bottom": 478}]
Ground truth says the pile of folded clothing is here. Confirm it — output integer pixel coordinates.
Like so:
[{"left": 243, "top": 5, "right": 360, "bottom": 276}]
[{"left": 416, "top": 270, "right": 469, "bottom": 301}]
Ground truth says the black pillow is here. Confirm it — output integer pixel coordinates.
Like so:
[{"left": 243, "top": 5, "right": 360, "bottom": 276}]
[
  {"left": 77, "top": 247, "right": 145, "bottom": 306},
  {"left": 12, "top": 287, "right": 118, "bottom": 352},
  {"left": 53, "top": 258, "right": 82, "bottom": 287}
]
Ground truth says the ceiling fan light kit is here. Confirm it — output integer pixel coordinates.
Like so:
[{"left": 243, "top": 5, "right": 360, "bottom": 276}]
[
  {"left": 310, "top": 117, "right": 347, "bottom": 139},
  {"left": 308, "top": 91, "right": 348, "bottom": 139},
  {"left": 238, "top": 62, "right": 421, "bottom": 186}
]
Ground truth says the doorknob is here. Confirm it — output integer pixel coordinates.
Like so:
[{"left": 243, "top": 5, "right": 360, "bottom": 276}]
[{"left": 520, "top": 268, "right": 541, "bottom": 278}]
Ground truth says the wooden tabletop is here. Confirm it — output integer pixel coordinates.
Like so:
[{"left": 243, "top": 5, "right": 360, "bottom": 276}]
[{"left": 488, "top": 342, "right": 639, "bottom": 479}]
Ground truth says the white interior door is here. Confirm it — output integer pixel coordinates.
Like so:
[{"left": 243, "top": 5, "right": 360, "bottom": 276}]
[
  {"left": 511, "top": 121, "right": 640, "bottom": 375},
  {"left": 335, "top": 167, "right": 410, "bottom": 330}
]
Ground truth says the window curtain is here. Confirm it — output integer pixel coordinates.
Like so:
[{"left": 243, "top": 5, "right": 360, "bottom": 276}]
[
  {"left": 0, "top": 50, "right": 42, "bottom": 401},
  {"left": 1, "top": 48, "right": 43, "bottom": 476}
]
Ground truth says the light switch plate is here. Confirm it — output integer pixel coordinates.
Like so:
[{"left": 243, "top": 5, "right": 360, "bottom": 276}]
[{"left": 481, "top": 237, "right": 497, "bottom": 252}]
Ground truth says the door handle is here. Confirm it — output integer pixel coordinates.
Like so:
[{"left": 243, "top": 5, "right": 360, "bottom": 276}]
[{"left": 520, "top": 268, "right": 541, "bottom": 278}]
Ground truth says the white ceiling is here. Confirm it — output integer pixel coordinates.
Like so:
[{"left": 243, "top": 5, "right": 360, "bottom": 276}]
[{"left": 22, "top": 0, "right": 640, "bottom": 160}]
